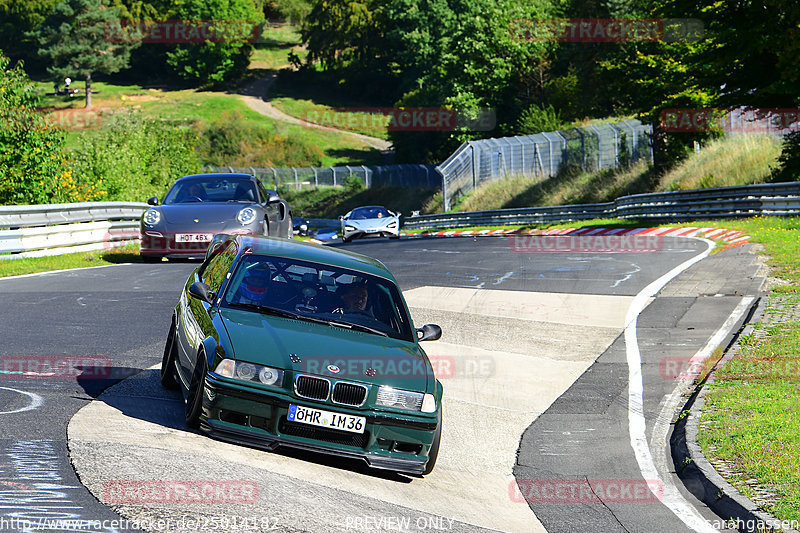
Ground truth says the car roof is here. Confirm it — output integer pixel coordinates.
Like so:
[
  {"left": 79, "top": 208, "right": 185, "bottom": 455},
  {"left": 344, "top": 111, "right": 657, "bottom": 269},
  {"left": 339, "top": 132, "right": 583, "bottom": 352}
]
[
  {"left": 176, "top": 173, "right": 257, "bottom": 183},
  {"left": 234, "top": 235, "right": 398, "bottom": 282},
  {"left": 353, "top": 205, "right": 387, "bottom": 210}
]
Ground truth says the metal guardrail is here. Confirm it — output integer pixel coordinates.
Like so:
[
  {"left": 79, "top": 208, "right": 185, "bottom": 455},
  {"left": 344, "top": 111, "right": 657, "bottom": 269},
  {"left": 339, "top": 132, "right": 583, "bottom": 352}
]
[
  {"left": 0, "top": 202, "right": 148, "bottom": 259},
  {"left": 404, "top": 182, "right": 800, "bottom": 230}
]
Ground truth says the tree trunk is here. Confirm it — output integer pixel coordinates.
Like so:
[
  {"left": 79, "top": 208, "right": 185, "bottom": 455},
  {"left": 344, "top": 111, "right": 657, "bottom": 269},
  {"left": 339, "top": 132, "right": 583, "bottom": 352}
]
[{"left": 85, "top": 72, "right": 92, "bottom": 108}]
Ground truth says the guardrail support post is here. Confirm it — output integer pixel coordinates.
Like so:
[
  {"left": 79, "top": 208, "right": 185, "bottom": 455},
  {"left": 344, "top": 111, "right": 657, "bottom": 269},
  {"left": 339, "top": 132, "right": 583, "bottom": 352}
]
[{"left": 313, "top": 167, "right": 318, "bottom": 188}]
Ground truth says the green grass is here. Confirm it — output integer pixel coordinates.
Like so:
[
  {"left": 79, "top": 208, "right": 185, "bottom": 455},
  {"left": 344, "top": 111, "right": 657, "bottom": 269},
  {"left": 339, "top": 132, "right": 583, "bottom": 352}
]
[
  {"left": 449, "top": 134, "right": 784, "bottom": 214},
  {"left": 250, "top": 23, "right": 307, "bottom": 69},
  {"left": 699, "top": 310, "right": 800, "bottom": 523},
  {"left": 658, "top": 135, "right": 783, "bottom": 191},
  {"left": 453, "top": 161, "right": 656, "bottom": 212},
  {"left": 0, "top": 244, "right": 142, "bottom": 278},
  {"left": 270, "top": 68, "right": 393, "bottom": 141},
  {"left": 33, "top": 81, "right": 382, "bottom": 167},
  {"left": 269, "top": 96, "right": 391, "bottom": 140}
]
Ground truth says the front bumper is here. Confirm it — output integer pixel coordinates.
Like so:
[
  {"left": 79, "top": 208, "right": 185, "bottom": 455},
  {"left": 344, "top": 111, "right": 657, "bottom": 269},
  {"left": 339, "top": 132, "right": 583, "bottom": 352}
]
[
  {"left": 342, "top": 224, "right": 400, "bottom": 240},
  {"left": 201, "top": 374, "right": 437, "bottom": 475},
  {"left": 140, "top": 230, "right": 254, "bottom": 258}
]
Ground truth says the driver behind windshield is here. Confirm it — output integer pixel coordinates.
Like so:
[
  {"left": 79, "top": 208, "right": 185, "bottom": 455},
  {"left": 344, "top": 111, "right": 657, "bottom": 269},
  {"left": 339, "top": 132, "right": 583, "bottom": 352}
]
[
  {"left": 178, "top": 182, "right": 207, "bottom": 202},
  {"left": 233, "top": 264, "right": 271, "bottom": 305},
  {"left": 333, "top": 281, "right": 371, "bottom": 315}
]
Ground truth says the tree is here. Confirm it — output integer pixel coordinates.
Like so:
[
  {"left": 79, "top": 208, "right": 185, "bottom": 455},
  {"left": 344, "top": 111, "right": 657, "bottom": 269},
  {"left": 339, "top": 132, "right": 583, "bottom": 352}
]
[
  {"left": 164, "top": 0, "right": 263, "bottom": 85},
  {"left": 31, "top": 0, "right": 138, "bottom": 108},
  {"left": 0, "top": 0, "right": 59, "bottom": 64}
]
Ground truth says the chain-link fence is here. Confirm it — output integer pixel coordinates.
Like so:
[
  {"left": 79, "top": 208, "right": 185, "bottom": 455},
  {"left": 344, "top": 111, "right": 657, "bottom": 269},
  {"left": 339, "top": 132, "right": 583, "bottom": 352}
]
[
  {"left": 437, "top": 119, "right": 653, "bottom": 210},
  {"left": 203, "top": 164, "right": 440, "bottom": 191}
]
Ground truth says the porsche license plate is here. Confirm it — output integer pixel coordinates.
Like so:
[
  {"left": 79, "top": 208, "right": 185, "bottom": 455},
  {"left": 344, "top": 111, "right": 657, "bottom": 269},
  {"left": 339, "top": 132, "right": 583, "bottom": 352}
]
[
  {"left": 287, "top": 404, "right": 365, "bottom": 434},
  {"left": 175, "top": 233, "right": 213, "bottom": 243}
]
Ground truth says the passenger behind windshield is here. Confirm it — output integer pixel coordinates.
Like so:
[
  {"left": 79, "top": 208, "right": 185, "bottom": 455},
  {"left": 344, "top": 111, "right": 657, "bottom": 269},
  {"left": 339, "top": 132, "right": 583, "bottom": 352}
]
[{"left": 163, "top": 179, "right": 258, "bottom": 204}]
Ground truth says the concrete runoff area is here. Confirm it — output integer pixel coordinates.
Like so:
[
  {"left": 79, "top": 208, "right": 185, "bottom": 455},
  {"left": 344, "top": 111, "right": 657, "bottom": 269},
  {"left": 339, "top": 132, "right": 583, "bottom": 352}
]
[{"left": 68, "top": 287, "right": 634, "bottom": 532}]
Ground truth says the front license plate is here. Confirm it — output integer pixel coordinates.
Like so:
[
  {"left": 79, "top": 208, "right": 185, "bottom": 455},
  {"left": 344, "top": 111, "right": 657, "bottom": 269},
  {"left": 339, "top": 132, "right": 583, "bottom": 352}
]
[
  {"left": 176, "top": 233, "right": 213, "bottom": 243},
  {"left": 287, "top": 404, "right": 365, "bottom": 434}
]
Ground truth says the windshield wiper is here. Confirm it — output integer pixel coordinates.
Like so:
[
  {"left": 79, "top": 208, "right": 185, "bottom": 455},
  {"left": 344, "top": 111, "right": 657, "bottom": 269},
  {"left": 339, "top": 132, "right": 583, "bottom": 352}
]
[
  {"left": 230, "top": 303, "right": 389, "bottom": 336},
  {"left": 232, "top": 303, "right": 302, "bottom": 320},
  {"left": 326, "top": 320, "right": 389, "bottom": 337}
]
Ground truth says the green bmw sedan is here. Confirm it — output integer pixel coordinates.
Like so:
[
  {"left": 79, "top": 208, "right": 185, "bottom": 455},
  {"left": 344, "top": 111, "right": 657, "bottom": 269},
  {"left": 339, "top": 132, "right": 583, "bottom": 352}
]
[{"left": 160, "top": 234, "right": 443, "bottom": 475}]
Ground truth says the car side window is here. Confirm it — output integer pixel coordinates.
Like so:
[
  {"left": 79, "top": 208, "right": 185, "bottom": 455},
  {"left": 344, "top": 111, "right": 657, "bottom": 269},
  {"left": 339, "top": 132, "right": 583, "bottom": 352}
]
[
  {"left": 202, "top": 242, "right": 237, "bottom": 293},
  {"left": 257, "top": 181, "right": 271, "bottom": 203}
]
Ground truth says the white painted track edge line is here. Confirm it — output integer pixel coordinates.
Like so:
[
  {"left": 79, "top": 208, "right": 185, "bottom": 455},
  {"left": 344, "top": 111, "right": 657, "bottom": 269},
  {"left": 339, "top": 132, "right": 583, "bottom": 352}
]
[
  {"left": 0, "top": 262, "right": 129, "bottom": 281},
  {"left": 625, "top": 237, "right": 719, "bottom": 532},
  {"left": 651, "top": 296, "right": 756, "bottom": 529}
]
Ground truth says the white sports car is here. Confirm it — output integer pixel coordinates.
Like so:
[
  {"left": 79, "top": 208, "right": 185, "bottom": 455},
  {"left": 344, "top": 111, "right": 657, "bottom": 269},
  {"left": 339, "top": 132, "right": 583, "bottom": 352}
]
[{"left": 340, "top": 206, "right": 401, "bottom": 243}]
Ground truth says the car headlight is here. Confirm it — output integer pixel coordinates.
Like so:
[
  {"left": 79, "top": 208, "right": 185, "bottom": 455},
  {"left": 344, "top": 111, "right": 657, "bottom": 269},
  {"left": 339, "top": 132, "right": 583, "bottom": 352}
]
[
  {"left": 237, "top": 207, "right": 257, "bottom": 225},
  {"left": 344, "top": 225, "right": 356, "bottom": 232},
  {"left": 143, "top": 208, "right": 161, "bottom": 226},
  {"left": 214, "top": 359, "right": 283, "bottom": 387},
  {"left": 376, "top": 386, "right": 427, "bottom": 411}
]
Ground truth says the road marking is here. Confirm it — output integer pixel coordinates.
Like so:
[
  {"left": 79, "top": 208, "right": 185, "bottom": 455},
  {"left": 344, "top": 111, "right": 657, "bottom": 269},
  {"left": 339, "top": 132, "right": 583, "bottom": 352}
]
[
  {"left": 650, "top": 296, "right": 755, "bottom": 529},
  {"left": 624, "top": 237, "right": 718, "bottom": 532},
  {"left": 0, "top": 387, "right": 44, "bottom": 415},
  {"left": 0, "top": 263, "right": 127, "bottom": 282}
]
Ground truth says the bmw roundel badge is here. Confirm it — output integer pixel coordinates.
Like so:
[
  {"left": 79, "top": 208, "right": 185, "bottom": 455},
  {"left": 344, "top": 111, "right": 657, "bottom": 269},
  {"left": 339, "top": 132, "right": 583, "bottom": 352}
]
[{"left": 327, "top": 364, "right": 340, "bottom": 374}]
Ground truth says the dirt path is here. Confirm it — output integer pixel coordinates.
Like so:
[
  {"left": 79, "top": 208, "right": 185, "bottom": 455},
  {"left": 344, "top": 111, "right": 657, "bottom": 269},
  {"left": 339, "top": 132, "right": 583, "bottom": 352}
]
[{"left": 237, "top": 71, "right": 393, "bottom": 152}]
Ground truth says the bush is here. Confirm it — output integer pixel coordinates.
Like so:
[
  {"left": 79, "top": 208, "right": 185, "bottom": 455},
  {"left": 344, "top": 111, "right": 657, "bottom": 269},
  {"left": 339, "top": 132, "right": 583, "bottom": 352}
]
[
  {"left": 70, "top": 112, "right": 202, "bottom": 201},
  {"left": 515, "top": 104, "right": 565, "bottom": 136},
  {"left": 0, "top": 51, "right": 93, "bottom": 204},
  {"left": 197, "top": 111, "right": 325, "bottom": 167},
  {"left": 771, "top": 132, "right": 800, "bottom": 183}
]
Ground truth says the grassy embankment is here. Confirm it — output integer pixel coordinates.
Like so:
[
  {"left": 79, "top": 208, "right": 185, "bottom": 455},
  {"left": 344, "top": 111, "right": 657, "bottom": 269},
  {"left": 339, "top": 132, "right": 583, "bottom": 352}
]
[
  {"left": 450, "top": 134, "right": 782, "bottom": 212},
  {"left": 694, "top": 216, "right": 800, "bottom": 524},
  {"left": 33, "top": 24, "right": 380, "bottom": 168}
]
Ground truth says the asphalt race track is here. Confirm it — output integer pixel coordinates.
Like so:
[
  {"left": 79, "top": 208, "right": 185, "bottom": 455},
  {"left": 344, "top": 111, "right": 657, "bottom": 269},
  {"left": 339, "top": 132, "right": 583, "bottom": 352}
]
[{"left": 0, "top": 234, "right": 763, "bottom": 532}]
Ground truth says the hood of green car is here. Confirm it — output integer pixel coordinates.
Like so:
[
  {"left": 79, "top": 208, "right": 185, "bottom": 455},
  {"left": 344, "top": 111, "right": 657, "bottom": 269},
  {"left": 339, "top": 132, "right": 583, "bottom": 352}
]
[{"left": 220, "top": 308, "right": 432, "bottom": 392}]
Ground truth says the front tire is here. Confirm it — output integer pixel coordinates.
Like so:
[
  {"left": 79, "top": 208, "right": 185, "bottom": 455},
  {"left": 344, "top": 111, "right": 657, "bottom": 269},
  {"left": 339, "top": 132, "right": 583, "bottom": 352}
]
[
  {"left": 185, "top": 354, "right": 207, "bottom": 429},
  {"left": 422, "top": 409, "right": 442, "bottom": 475},
  {"left": 160, "top": 319, "right": 179, "bottom": 390}
]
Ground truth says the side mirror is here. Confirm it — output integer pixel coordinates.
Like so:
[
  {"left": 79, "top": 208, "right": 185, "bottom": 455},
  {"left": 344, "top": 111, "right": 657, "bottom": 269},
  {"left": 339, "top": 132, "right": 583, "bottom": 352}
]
[
  {"left": 188, "top": 281, "right": 215, "bottom": 303},
  {"left": 266, "top": 192, "right": 281, "bottom": 203},
  {"left": 147, "top": 196, "right": 159, "bottom": 206},
  {"left": 416, "top": 324, "right": 442, "bottom": 342},
  {"left": 339, "top": 215, "right": 345, "bottom": 221}
]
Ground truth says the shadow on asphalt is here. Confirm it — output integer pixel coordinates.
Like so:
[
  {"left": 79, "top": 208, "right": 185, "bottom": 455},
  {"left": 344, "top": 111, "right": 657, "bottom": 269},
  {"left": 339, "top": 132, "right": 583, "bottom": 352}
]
[{"left": 92, "top": 368, "right": 416, "bottom": 483}]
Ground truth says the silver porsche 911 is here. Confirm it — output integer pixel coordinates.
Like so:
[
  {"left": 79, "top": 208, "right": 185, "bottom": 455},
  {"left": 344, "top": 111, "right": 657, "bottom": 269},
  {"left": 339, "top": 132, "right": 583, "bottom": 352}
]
[
  {"left": 140, "top": 173, "right": 293, "bottom": 261},
  {"left": 340, "top": 206, "right": 401, "bottom": 243}
]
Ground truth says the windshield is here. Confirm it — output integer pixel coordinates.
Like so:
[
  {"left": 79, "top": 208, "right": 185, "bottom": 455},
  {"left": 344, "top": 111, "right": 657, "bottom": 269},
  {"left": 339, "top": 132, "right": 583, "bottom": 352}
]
[
  {"left": 163, "top": 178, "right": 258, "bottom": 204},
  {"left": 222, "top": 254, "right": 414, "bottom": 342},
  {"left": 350, "top": 207, "right": 392, "bottom": 220}
]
